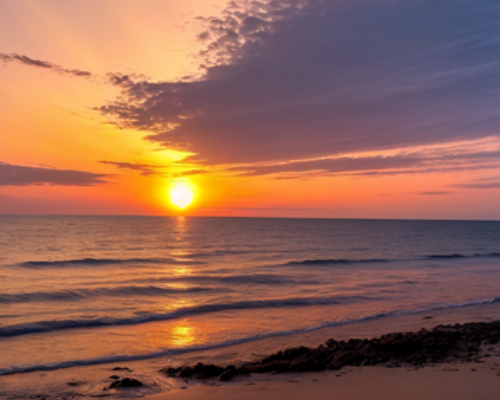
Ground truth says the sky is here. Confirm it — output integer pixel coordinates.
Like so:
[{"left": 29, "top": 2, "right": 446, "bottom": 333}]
[{"left": 1, "top": 0, "right": 500, "bottom": 219}]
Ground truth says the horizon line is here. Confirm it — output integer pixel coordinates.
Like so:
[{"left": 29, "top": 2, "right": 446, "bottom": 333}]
[{"left": 1, "top": 214, "right": 499, "bottom": 223}]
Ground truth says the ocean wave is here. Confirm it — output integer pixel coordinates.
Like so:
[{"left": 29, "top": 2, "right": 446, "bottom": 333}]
[
  {"left": 17, "top": 257, "right": 204, "bottom": 268},
  {"left": 182, "top": 248, "right": 310, "bottom": 258},
  {"left": 285, "top": 252, "right": 500, "bottom": 266},
  {"left": 0, "top": 295, "right": 371, "bottom": 337},
  {"left": 14, "top": 252, "right": 500, "bottom": 269},
  {"left": 2, "top": 295, "right": 500, "bottom": 376},
  {"left": 424, "top": 252, "right": 500, "bottom": 260},
  {"left": 216, "top": 274, "right": 318, "bottom": 285},
  {"left": 184, "top": 249, "right": 254, "bottom": 258},
  {"left": 97, "top": 273, "right": 318, "bottom": 287},
  {"left": 285, "top": 258, "right": 389, "bottom": 266},
  {"left": 0, "top": 285, "right": 215, "bottom": 304}
]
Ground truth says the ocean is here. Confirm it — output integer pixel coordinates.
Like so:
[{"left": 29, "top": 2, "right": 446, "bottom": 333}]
[{"left": 1, "top": 216, "right": 500, "bottom": 397}]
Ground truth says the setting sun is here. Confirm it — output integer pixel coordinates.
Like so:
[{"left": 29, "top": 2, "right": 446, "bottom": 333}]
[{"left": 169, "top": 183, "right": 194, "bottom": 209}]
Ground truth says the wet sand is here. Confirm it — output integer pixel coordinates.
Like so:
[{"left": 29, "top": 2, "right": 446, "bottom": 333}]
[{"left": 145, "top": 359, "right": 500, "bottom": 400}]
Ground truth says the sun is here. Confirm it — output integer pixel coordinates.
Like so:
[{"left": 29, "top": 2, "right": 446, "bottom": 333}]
[{"left": 169, "top": 183, "right": 194, "bottom": 209}]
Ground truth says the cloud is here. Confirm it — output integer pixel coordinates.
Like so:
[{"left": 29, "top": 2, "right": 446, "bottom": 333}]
[
  {"left": 231, "top": 154, "right": 423, "bottom": 176},
  {"left": 99, "top": 161, "right": 161, "bottom": 176},
  {"left": 420, "top": 191, "right": 453, "bottom": 196},
  {"left": 0, "top": 162, "right": 107, "bottom": 186},
  {"left": 96, "top": 0, "right": 500, "bottom": 165},
  {"left": 456, "top": 181, "right": 500, "bottom": 189},
  {"left": 175, "top": 169, "right": 209, "bottom": 177},
  {"left": 217, "top": 144, "right": 500, "bottom": 178},
  {"left": 0, "top": 53, "right": 92, "bottom": 77},
  {"left": 100, "top": 161, "right": 209, "bottom": 177}
]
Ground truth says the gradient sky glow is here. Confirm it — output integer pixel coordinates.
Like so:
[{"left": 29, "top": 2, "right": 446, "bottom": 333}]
[{"left": 1, "top": 0, "right": 500, "bottom": 219}]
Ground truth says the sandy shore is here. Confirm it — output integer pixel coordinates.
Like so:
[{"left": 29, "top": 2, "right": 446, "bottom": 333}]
[
  {"left": 144, "top": 359, "right": 500, "bottom": 400},
  {"left": 132, "top": 321, "right": 500, "bottom": 400}
]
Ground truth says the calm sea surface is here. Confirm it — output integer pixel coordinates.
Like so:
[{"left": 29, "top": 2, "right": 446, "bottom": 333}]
[{"left": 1, "top": 216, "right": 500, "bottom": 395}]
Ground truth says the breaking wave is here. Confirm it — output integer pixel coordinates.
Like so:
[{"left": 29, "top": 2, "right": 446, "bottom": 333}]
[
  {"left": 17, "top": 257, "right": 204, "bottom": 268},
  {"left": 0, "top": 285, "right": 215, "bottom": 304},
  {"left": 0, "top": 295, "right": 372, "bottom": 337},
  {"left": 2, "top": 295, "right": 500, "bottom": 376}
]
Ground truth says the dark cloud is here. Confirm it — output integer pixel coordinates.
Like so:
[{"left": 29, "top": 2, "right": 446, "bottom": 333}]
[
  {"left": 0, "top": 162, "right": 107, "bottom": 186},
  {"left": 0, "top": 53, "right": 92, "bottom": 77},
  {"left": 97, "top": 0, "right": 500, "bottom": 165}
]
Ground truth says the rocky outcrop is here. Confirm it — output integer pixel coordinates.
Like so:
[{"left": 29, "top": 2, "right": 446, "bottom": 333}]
[{"left": 160, "top": 321, "right": 500, "bottom": 381}]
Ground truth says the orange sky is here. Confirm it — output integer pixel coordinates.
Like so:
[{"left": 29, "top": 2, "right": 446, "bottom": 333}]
[{"left": 1, "top": 0, "right": 500, "bottom": 219}]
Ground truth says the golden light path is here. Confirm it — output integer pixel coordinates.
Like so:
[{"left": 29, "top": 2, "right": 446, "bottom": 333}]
[{"left": 169, "top": 183, "right": 194, "bottom": 209}]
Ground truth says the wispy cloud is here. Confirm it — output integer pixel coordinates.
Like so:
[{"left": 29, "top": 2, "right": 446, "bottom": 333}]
[
  {"left": 99, "top": 160, "right": 209, "bottom": 178},
  {"left": 456, "top": 181, "right": 500, "bottom": 189},
  {"left": 230, "top": 155, "right": 423, "bottom": 177},
  {"left": 0, "top": 162, "right": 107, "bottom": 186},
  {"left": 208, "top": 142, "right": 500, "bottom": 178},
  {"left": 99, "top": 161, "right": 161, "bottom": 176},
  {"left": 420, "top": 191, "right": 454, "bottom": 196},
  {"left": 0, "top": 53, "right": 92, "bottom": 78}
]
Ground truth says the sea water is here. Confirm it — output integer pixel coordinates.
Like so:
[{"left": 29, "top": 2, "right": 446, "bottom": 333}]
[{"left": 1, "top": 216, "right": 500, "bottom": 396}]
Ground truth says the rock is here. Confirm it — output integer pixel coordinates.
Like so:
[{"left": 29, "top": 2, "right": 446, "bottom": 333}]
[
  {"left": 112, "top": 367, "right": 132, "bottom": 372},
  {"left": 109, "top": 378, "right": 144, "bottom": 389},
  {"left": 191, "top": 363, "right": 225, "bottom": 379},
  {"left": 290, "top": 357, "right": 326, "bottom": 372},
  {"left": 219, "top": 366, "right": 238, "bottom": 382},
  {"left": 109, "top": 375, "right": 120, "bottom": 380},
  {"left": 67, "top": 380, "right": 85, "bottom": 387},
  {"left": 178, "top": 366, "right": 194, "bottom": 378},
  {"left": 160, "top": 367, "right": 182, "bottom": 377}
]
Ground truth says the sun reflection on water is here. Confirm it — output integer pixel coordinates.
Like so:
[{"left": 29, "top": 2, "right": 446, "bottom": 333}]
[
  {"left": 172, "top": 266, "right": 192, "bottom": 276},
  {"left": 166, "top": 281, "right": 190, "bottom": 290},
  {"left": 147, "top": 320, "right": 203, "bottom": 348},
  {"left": 170, "top": 322, "right": 196, "bottom": 346}
]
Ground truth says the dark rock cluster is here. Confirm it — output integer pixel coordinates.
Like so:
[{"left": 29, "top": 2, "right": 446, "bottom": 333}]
[
  {"left": 161, "top": 363, "right": 238, "bottom": 381},
  {"left": 161, "top": 321, "right": 500, "bottom": 381},
  {"left": 108, "top": 377, "right": 144, "bottom": 389}
]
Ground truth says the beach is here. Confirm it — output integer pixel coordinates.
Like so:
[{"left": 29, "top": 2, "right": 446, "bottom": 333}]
[
  {"left": 148, "top": 360, "right": 500, "bottom": 400},
  {"left": 136, "top": 318, "right": 500, "bottom": 400},
  {"left": 127, "top": 318, "right": 500, "bottom": 399}
]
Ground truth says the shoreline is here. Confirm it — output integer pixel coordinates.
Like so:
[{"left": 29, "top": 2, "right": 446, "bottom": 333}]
[
  {"left": 136, "top": 320, "right": 500, "bottom": 400},
  {"left": 4, "top": 313, "right": 500, "bottom": 399},
  {"left": 154, "top": 320, "right": 500, "bottom": 383}
]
